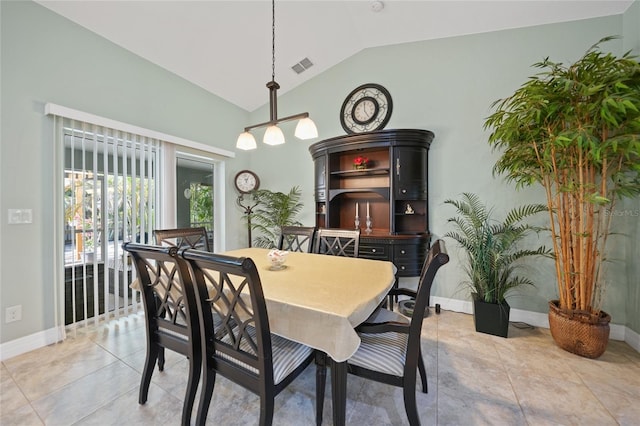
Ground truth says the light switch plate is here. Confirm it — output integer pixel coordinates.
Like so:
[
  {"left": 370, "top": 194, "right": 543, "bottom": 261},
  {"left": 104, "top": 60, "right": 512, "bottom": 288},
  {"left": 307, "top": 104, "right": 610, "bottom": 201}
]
[{"left": 8, "top": 209, "right": 33, "bottom": 224}]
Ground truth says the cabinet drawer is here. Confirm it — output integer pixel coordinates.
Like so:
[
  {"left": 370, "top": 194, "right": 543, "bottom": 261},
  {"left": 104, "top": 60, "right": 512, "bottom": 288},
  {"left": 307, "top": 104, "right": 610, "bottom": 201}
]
[
  {"left": 359, "top": 243, "right": 390, "bottom": 261},
  {"left": 393, "top": 244, "right": 425, "bottom": 260},
  {"left": 395, "top": 261, "right": 422, "bottom": 276}
]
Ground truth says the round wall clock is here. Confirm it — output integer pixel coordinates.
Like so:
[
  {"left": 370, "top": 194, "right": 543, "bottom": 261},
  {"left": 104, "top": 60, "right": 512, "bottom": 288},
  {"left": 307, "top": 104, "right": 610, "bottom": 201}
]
[
  {"left": 234, "top": 170, "right": 260, "bottom": 193},
  {"left": 340, "top": 83, "right": 393, "bottom": 134}
]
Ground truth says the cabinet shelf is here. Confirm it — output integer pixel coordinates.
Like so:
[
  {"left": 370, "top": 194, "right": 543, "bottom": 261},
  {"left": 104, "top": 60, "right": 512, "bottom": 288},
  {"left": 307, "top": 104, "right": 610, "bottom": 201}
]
[
  {"left": 329, "top": 187, "right": 389, "bottom": 201},
  {"left": 330, "top": 168, "right": 390, "bottom": 178},
  {"left": 309, "top": 129, "right": 434, "bottom": 278}
]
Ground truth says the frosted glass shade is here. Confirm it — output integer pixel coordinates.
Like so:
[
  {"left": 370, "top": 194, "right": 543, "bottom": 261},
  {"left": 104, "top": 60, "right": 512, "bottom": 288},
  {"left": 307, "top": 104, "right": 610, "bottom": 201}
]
[
  {"left": 294, "top": 117, "right": 318, "bottom": 140},
  {"left": 263, "top": 125, "right": 285, "bottom": 145},
  {"left": 236, "top": 131, "right": 257, "bottom": 150}
]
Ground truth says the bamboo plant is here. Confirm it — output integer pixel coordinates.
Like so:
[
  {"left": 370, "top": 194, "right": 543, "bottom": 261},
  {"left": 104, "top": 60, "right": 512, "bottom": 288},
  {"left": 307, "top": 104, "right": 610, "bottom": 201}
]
[{"left": 484, "top": 36, "right": 640, "bottom": 318}]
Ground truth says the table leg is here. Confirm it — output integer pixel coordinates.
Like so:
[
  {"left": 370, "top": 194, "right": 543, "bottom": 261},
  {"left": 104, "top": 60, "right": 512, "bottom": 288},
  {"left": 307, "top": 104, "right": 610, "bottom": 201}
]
[
  {"left": 331, "top": 359, "right": 347, "bottom": 426},
  {"left": 315, "top": 352, "right": 327, "bottom": 426}
]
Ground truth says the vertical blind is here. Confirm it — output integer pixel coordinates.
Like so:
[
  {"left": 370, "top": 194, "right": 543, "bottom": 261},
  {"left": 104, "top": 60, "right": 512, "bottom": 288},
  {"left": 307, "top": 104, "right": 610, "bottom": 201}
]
[{"left": 54, "top": 116, "right": 159, "bottom": 332}]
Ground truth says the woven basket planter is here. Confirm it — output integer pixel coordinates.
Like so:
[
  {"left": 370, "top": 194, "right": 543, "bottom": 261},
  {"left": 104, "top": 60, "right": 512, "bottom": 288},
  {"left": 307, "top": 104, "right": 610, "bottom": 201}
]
[{"left": 548, "top": 300, "right": 611, "bottom": 359}]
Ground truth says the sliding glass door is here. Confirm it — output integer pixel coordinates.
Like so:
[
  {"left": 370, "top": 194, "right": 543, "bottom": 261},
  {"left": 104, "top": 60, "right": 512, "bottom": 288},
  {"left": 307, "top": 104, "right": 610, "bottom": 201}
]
[
  {"left": 61, "top": 121, "right": 158, "bottom": 326},
  {"left": 176, "top": 156, "right": 214, "bottom": 247}
]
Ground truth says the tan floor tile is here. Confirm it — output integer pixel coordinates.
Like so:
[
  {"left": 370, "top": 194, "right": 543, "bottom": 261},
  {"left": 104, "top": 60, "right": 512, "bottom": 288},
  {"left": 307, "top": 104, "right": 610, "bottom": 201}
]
[
  {"left": 4, "top": 337, "right": 120, "bottom": 401},
  {"left": 437, "top": 393, "right": 526, "bottom": 425},
  {"left": 73, "top": 383, "right": 183, "bottom": 426},
  {"left": 3, "top": 310, "right": 638, "bottom": 425},
  {"left": 0, "top": 370, "right": 30, "bottom": 417},
  {"left": 509, "top": 372, "right": 617, "bottom": 425},
  {"left": 348, "top": 375, "right": 436, "bottom": 426},
  {"left": 31, "top": 361, "right": 139, "bottom": 425},
  {"left": 0, "top": 402, "right": 44, "bottom": 426}
]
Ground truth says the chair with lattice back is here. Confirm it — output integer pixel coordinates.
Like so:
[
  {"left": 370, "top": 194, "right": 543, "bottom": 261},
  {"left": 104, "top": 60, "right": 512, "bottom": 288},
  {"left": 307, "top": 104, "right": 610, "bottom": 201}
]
[
  {"left": 122, "top": 242, "right": 201, "bottom": 426},
  {"left": 316, "top": 239, "right": 449, "bottom": 426},
  {"left": 148, "top": 227, "right": 210, "bottom": 382},
  {"left": 153, "top": 227, "right": 211, "bottom": 251},
  {"left": 313, "top": 228, "right": 360, "bottom": 257},
  {"left": 277, "top": 226, "right": 316, "bottom": 253},
  {"left": 181, "top": 249, "right": 316, "bottom": 425}
]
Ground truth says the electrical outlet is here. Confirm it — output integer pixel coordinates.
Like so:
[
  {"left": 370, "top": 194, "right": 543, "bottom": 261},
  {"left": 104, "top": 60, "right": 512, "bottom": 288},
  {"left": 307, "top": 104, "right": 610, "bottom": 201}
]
[{"left": 6, "top": 305, "right": 22, "bottom": 323}]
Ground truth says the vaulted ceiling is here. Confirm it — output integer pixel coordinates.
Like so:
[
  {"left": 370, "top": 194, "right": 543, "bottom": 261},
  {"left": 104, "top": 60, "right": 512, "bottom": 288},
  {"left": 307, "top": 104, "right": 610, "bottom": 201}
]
[{"left": 37, "top": 0, "right": 633, "bottom": 112}]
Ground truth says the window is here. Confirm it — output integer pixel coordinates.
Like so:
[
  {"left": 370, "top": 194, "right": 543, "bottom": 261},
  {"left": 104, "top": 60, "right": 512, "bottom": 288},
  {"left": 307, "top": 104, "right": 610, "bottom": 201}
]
[
  {"left": 61, "top": 122, "right": 158, "bottom": 326},
  {"left": 48, "top": 103, "right": 234, "bottom": 334}
]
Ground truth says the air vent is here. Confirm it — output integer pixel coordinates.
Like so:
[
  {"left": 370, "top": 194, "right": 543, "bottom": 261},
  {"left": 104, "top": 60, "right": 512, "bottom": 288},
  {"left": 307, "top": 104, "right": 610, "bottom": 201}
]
[{"left": 291, "top": 57, "right": 314, "bottom": 74}]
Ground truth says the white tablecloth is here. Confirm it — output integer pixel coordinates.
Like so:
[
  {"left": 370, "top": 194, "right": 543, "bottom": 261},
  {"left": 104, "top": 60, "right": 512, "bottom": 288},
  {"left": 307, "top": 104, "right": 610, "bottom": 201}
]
[{"left": 223, "top": 248, "right": 396, "bottom": 362}]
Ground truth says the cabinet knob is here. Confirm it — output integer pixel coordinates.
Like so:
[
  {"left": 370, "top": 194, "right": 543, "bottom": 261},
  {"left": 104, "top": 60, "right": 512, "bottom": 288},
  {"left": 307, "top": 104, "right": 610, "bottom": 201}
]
[
  {"left": 401, "top": 249, "right": 406, "bottom": 254},
  {"left": 400, "top": 266, "right": 405, "bottom": 270},
  {"left": 371, "top": 248, "right": 376, "bottom": 253},
  {"left": 401, "top": 189, "right": 407, "bottom": 194}
]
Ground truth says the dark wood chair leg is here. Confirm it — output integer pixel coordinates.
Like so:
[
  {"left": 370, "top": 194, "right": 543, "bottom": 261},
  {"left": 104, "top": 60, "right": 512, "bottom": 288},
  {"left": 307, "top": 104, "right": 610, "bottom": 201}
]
[
  {"left": 259, "top": 396, "right": 275, "bottom": 426},
  {"left": 157, "top": 347, "right": 165, "bottom": 371},
  {"left": 139, "top": 344, "right": 158, "bottom": 404},
  {"left": 403, "top": 380, "right": 420, "bottom": 426},
  {"left": 331, "top": 360, "right": 347, "bottom": 426},
  {"left": 196, "top": 369, "right": 216, "bottom": 425},
  {"left": 417, "top": 350, "right": 428, "bottom": 394},
  {"left": 182, "top": 354, "right": 201, "bottom": 425},
  {"left": 315, "top": 352, "right": 327, "bottom": 426}
]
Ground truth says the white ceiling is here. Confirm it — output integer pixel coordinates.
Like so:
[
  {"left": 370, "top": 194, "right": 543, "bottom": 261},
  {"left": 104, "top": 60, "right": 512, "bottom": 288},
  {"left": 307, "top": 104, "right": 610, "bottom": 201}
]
[{"left": 37, "top": 0, "right": 633, "bottom": 112}]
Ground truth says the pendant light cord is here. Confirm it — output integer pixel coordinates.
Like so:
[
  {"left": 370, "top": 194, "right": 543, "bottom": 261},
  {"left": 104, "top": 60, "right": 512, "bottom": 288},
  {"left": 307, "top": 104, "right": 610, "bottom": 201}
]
[{"left": 271, "top": 0, "right": 276, "bottom": 82}]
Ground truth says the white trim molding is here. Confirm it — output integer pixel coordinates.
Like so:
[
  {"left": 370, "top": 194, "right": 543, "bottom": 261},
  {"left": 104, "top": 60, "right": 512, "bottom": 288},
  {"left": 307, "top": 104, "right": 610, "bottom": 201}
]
[
  {"left": 44, "top": 103, "right": 235, "bottom": 159},
  {"left": 430, "top": 296, "right": 639, "bottom": 352},
  {"left": 0, "top": 327, "right": 64, "bottom": 362}
]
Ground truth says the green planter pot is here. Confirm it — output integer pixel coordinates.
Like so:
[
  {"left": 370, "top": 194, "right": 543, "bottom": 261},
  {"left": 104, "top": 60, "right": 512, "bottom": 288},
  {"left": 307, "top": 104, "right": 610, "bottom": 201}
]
[{"left": 472, "top": 294, "right": 510, "bottom": 338}]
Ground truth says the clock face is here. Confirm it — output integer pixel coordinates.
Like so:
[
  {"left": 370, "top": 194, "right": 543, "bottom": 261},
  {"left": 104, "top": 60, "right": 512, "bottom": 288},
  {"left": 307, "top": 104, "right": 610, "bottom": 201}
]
[
  {"left": 234, "top": 170, "right": 260, "bottom": 193},
  {"left": 352, "top": 97, "right": 379, "bottom": 125},
  {"left": 340, "top": 84, "right": 392, "bottom": 134}
]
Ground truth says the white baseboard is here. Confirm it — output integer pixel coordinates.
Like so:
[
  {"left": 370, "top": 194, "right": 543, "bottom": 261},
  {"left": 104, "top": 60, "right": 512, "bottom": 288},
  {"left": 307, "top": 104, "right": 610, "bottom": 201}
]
[
  {"left": 625, "top": 326, "right": 640, "bottom": 352},
  {"left": 430, "top": 296, "right": 639, "bottom": 352},
  {"left": 0, "top": 326, "right": 64, "bottom": 362}
]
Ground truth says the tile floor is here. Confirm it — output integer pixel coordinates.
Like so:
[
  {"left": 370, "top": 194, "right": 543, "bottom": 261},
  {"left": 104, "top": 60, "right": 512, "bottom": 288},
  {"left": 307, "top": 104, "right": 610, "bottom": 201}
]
[{"left": 2, "top": 309, "right": 639, "bottom": 425}]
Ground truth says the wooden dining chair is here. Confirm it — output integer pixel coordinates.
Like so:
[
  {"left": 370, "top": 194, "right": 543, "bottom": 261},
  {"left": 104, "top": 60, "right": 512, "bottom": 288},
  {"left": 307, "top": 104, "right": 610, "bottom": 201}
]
[
  {"left": 153, "top": 226, "right": 211, "bottom": 251},
  {"left": 316, "top": 239, "right": 449, "bottom": 426},
  {"left": 149, "top": 227, "right": 211, "bottom": 379},
  {"left": 122, "top": 242, "right": 201, "bottom": 426},
  {"left": 181, "top": 249, "right": 316, "bottom": 426},
  {"left": 277, "top": 226, "right": 316, "bottom": 253},
  {"left": 313, "top": 228, "right": 360, "bottom": 257}
]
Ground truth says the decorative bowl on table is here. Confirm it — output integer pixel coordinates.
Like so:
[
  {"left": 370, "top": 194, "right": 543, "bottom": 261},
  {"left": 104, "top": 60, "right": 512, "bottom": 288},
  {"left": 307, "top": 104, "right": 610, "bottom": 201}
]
[{"left": 267, "top": 249, "right": 289, "bottom": 270}]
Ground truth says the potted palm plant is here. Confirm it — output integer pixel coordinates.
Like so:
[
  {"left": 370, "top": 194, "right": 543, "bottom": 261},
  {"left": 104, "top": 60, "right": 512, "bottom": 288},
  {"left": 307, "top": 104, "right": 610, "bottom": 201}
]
[
  {"left": 484, "top": 36, "right": 640, "bottom": 357},
  {"left": 250, "top": 186, "right": 304, "bottom": 248},
  {"left": 445, "top": 193, "right": 550, "bottom": 337}
]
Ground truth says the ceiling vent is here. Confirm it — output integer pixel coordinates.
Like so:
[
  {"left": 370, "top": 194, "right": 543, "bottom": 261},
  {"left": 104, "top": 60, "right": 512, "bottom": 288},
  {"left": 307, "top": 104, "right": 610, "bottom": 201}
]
[{"left": 291, "top": 57, "right": 314, "bottom": 74}]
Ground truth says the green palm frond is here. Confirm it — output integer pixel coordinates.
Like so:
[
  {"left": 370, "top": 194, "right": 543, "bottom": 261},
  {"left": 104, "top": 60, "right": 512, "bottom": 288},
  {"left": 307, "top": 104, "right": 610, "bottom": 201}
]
[
  {"left": 445, "top": 193, "right": 551, "bottom": 303},
  {"left": 250, "top": 186, "right": 303, "bottom": 248}
]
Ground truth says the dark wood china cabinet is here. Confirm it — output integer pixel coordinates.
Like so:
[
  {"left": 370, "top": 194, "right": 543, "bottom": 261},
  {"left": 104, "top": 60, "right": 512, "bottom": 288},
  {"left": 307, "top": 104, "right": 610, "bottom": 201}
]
[{"left": 309, "top": 129, "right": 434, "bottom": 277}]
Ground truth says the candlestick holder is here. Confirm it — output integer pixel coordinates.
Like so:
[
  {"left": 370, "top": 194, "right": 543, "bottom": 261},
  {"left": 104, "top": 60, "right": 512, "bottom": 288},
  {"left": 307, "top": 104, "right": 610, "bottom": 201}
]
[
  {"left": 355, "top": 216, "right": 360, "bottom": 230},
  {"left": 365, "top": 215, "right": 372, "bottom": 233}
]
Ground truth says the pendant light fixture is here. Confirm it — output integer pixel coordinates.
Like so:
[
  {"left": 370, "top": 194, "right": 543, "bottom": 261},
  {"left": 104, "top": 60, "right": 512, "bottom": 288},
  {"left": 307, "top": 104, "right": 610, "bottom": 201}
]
[{"left": 236, "top": 0, "right": 318, "bottom": 150}]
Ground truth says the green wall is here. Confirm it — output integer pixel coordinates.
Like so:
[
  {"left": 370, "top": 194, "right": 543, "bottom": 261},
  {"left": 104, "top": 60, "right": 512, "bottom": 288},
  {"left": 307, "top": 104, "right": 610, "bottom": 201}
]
[
  {"left": 0, "top": 0, "right": 250, "bottom": 343},
  {"left": 247, "top": 13, "right": 635, "bottom": 328},
  {"left": 2, "top": 0, "right": 638, "bottom": 346}
]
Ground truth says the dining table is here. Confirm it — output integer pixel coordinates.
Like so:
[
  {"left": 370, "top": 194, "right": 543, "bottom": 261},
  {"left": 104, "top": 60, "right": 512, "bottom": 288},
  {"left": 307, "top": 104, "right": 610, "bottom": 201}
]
[{"left": 223, "top": 247, "right": 397, "bottom": 426}]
